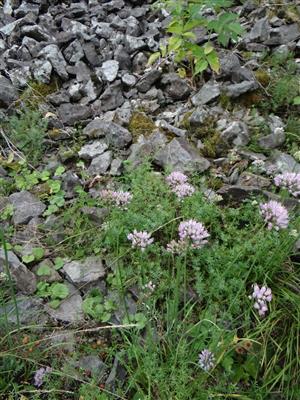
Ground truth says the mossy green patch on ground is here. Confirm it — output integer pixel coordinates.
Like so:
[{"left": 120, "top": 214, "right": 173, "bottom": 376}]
[
  {"left": 18, "top": 78, "right": 60, "bottom": 109},
  {"left": 128, "top": 111, "right": 156, "bottom": 140}
]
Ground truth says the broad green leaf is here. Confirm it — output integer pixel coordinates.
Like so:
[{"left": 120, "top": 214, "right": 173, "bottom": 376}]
[
  {"left": 22, "top": 254, "right": 35, "bottom": 264},
  {"left": 40, "top": 170, "right": 50, "bottom": 181},
  {"left": 168, "top": 36, "right": 183, "bottom": 52},
  {"left": 32, "top": 247, "right": 45, "bottom": 261},
  {"left": 147, "top": 52, "right": 161, "bottom": 66},
  {"left": 50, "top": 283, "right": 69, "bottom": 300},
  {"left": 54, "top": 166, "right": 65, "bottom": 177},
  {"left": 194, "top": 59, "right": 208, "bottom": 75},
  {"left": 293, "top": 96, "right": 300, "bottom": 105},
  {"left": 182, "top": 31, "right": 197, "bottom": 40},
  {"left": 228, "top": 22, "right": 245, "bottom": 35},
  {"left": 37, "top": 265, "right": 52, "bottom": 276},
  {"left": 54, "top": 257, "right": 64, "bottom": 270},
  {"left": 49, "top": 299, "right": 61, "bottom": 309},
  {"left": 207, "top": 51, "right": 220, "bottom": 73},
  {"left": 160, "top": 44, "right": 167, "bottom": 58},
  {"left": 204, "top": 42, "right": 214, "bottom": 55}
]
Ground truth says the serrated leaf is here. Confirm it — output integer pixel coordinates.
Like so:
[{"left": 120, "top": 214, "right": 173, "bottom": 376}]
[
  {"left": 207, "top": 51, "right": 220, "bottom": 73},
  {"left": 37, "top": 265, "right": 51, "bottom": 276},
  {"left": 194, "top": 59, "right": 208, "bottom": 75},
  {"left": 168, "top": 36, "right": 183, "bottom": 52},
  {"left": 182, "top": 31, "right": 197, "bottom": 40},
  {"left": 204, "top": 42, "right": 214, "bottom": 55},
  {"left": 147, "top": 52, "right": 161, "bottom": 66},
  {"left": 228, "top": 22, "right": 244, "bottom": 35}
]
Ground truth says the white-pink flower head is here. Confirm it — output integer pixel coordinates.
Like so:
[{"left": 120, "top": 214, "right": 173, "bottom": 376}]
[
  {"left": 178, "top": 219, "right": 209, "bottom": 249},
  {"left": 166, "top": 171, "right": 188, "bottom": 188},
  {"left": 274, "top": 172, "right": 300, "bottom": 197},
  {"left": 127, "top": 230, "right": 154, "bottom": 251},
  {"left": 260, "top": 200, "right": 289, "bottom": 230}
]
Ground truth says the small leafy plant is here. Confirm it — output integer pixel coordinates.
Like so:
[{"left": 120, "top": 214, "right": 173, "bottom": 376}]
[
  {"left": 36, "top": 282, "right": 69, "bottom": 309},
  {"left": 8, "top": 108, "right": 48, "bottom": 165},
  {"left": 83, "top": 289, "right": 117, "bottom": 323},
  {"left": 150, "top": 0, "right": 244, "bottom": 75}
]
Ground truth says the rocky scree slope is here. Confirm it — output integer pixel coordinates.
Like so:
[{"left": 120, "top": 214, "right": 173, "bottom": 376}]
[{"left": 0, "top": 0, "right": 299, "bottom": 325}]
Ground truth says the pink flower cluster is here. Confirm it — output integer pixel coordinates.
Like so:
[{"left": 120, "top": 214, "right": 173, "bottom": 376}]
[
  {"left": 166, "top": 171, "right": 195, "bottom": 200},
  {"left": 99, "top": 189, "right": 132, "bottom": 207},
  {"left": 260, "top": 200, "right": 289, "bottom": 230},
  {"left": 127, "top": 230, "right": 154, "bottom": 251},
  {"left": 167, "top": 219, "right": 209, "bottom": 253},
  {"left": 249, "top": 284, "right": 272, "bottom": 317},
  {"left": 274, "top": 172, "right": 300, "bottom": 197}
]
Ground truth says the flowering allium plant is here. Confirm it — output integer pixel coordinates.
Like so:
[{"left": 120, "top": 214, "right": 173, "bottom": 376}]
[
  {"left": 249, "top": 284, "right": 272, "bottom": 317},
  {"left": 260, "top": 200, "right": 289, "bottom": 230},
  {"left": 198, "top": 349, "right": 215, "bottom": 372},
  {"left": 127, "top": 230, "right": 154, "bottom": 251},
  {"left": 172, "top": 183, "right": 195, "bottom": 199},
  {"left": 274, "top": 172, "right": 300, "bottom": 197},
  {"left": 166, "top": 171, "right": 195, "bottom": 200},
  {"left": 166, "top": 239, "right": 188, "bottom": 254},
  {"left": 33, "top": 366, "right": 52, "bottom": 387},
  {"left": 178, "top": 219, "right": 210, "bottom": 249},
  {"left": 99, "top": 189, "right": 132, "bottom": 207},
  {"left": 166, "top": 171, "right": 188, "bottom": 187}
]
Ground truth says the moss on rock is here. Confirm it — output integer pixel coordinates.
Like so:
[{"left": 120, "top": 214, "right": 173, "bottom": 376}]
[{"left": 128, "top": 112, "right": 156, "bottom": 140}]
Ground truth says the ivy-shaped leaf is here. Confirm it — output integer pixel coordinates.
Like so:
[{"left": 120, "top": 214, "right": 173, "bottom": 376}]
[
  {"left": 32, "top": 247, "right": 45, "bottom": 261},
  {"left": 22, "top": 254, "right": 35, "bottom": 264},
  {"left": 37, "top": 265, "right": 52, "bottom": 276},
  {"left": 54, "top": 257, "right": 64, "bottom": 270},
  {"left": 50, "top": 283, "right": 69, "bottom": 300}
]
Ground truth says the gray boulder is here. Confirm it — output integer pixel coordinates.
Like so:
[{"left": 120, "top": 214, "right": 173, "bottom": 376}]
[
  {"left": 225, "top": 81, "right": 258, "bottom": 98},
  {"left": 38, "top": 44, "right": 68, "bottom": 81},
  {"left": 88, "top": 151, "right": 113, "bottom": 175},
  {"left": 247, "top": 17, "right": 270, "bottom": 42},
  {"left": 264, "top": 24, "right": 300, "bottom": 46},
  {"left": 154, "top": 138, "right": 210, "bottom": 173},
  {"left": 32, "top": 59, "right": 52, "bottom": 83},
  {"left": 63, "top": 256, "right": 106, "bottom": 285},
  {"left": 220, "top": 121, "right": 250, "bottom": 146},
  {"left": 128, "top": 132, "right": 167, "bottom": 167},
  {"left": 9, "top": 191, "right": 46, "bottom": 225},
  {"left": 191, "top": 82, "right": 220, "bottom": 106},
  {"left": 268, "top": 152, "right": 300, "bottom": 174},
  {"left": 0, "top": 249, "right": 37, "bottom": 294},
  {"left": 99, "top": 80, "right": 125, "bottom": 111},
  {"left": 0, "top": 296, "right": 48, "bottom": 325},
  {"left": 46, "top": 283, "right": 84, "bottom": 323},
  {"left": 83, "top": 119, "right": 132, "bottom": 148},
  {"left": 99, "top": 60, "right": 119, "bottom": 82},
  {"left": 136, "top": 69, "right": 162, "bottom": 93},
  {"left": 58, "top": 103, "right": 92, "bottom": 125},
  {"left": 78, "top": 141, "right": 108, "bottom": 160},
  {"left": 160, "top": 73, "right": 191, "bottom": 100},
  {"left": 0, "top": 76, "right": 18, "bottom": 107}
]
